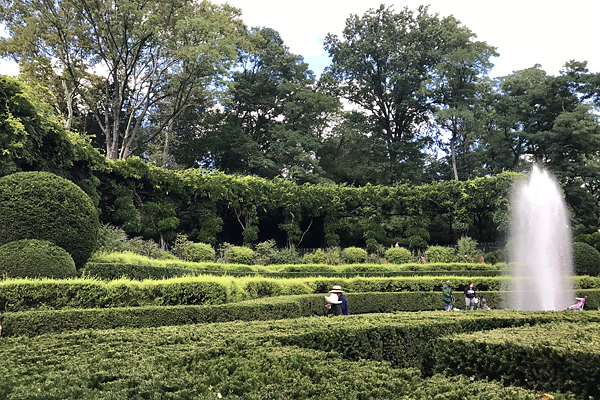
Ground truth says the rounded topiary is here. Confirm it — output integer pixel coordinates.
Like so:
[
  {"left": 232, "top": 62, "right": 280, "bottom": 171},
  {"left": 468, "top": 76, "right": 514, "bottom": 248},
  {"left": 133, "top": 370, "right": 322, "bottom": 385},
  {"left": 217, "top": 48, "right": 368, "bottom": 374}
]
[
  {"left": 572, "top": 241, "right": 600, "bottom": 276},
  {"left": 384, "top": 247, "right": 411, "bottom": 264},
  {"left": 0, "top": 171, "right": 100, "bottom": 267},
  {"left": 184, "top": 242, "right": 215, "bottom": 262},
  {"left": 303, "top": 249, "right": 328, "bottom": 264},
  {"left": 341, "top": 247, "right": 368, "bottom": 264},
  {"left": 225, "top": 245, "right": 254, "bottom": 265},
  {"left": 0, "top": 239, "right": 77, "bottom": 278},
  {"left": 424, "top": 246, "right": 455, "bottom": 263}
]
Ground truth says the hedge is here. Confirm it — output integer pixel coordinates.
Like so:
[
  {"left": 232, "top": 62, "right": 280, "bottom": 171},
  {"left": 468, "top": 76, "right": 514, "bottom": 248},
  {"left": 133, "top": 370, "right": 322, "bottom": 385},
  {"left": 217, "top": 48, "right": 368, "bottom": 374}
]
[
  {"left": 2, "top": 274, "right": 600, "bottom": 313},
  {"left": 82, "top": 262, "right": 507, "bottom": 280},
  {"left": 428, "top": 321, "right": 600, "bottom": 398},
  {"left": 3, "top": 290, "right": 600, "bottom": 337},
  {"left": 0, "top": 315, "right": 577, "bottom": 399}
]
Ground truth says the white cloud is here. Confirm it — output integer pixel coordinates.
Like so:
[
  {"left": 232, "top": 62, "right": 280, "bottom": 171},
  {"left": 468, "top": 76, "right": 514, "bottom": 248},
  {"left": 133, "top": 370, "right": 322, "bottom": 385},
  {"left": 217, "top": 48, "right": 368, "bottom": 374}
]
[
  {"left": 215, "top": 0, "right": 600, "bottom": 77},
  {"left": 0, "top": 59, "right": 19, "bottom": 76}
]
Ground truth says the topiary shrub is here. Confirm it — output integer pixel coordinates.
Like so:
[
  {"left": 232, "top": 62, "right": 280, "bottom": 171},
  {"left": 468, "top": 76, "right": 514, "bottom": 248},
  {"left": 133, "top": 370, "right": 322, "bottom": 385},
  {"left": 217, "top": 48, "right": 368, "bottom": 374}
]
[
  {"left": 384, "top": 247, "right": 411, "bottom": 264},
  {"left": 224, "top": 245, "right": 254, "bottom": 265},
  {"left": 341, "top": 247, "right": 368, "bottom": 264},
  {"left": 0, "top": 171, "right": 100, "bottom": 267},
  {"left": 184, "top": 242, "right": 215, "bottom": 263},
  {"left": 303, "top": 249, "right": 328, "bottom": 264},
  {"left": 424, "top": 246, "right": 455, "bottom": 263},
  {"left": 572, "top": 242, "right": 600, "bottom": 276},
  {"left": 0, "top": 239, "right": 77, "bottom": 278}
]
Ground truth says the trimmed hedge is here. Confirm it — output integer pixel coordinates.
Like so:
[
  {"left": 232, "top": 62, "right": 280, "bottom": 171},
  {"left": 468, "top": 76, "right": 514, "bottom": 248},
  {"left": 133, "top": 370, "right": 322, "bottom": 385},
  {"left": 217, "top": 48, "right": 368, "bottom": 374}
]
[
  {"left": 0, "top": 239, "right": 77, "bottom": 278},
  {"left": 428, "top": 321, "right": 600, "bottom": 398},
  {"left": 83, "top": 262, "right": 508, "bottom": 280},
  {"left": 0, "top": 314, "right": 579, "bottom": 399},
  {"left": 3, "top": 273, "right": 600, "bottom": 313},
  {"left": 0, "top": 171, "right": 100, "bottom": 267},
  {"left": 3, "top": 290, "right": 600, "bottom": 337}
]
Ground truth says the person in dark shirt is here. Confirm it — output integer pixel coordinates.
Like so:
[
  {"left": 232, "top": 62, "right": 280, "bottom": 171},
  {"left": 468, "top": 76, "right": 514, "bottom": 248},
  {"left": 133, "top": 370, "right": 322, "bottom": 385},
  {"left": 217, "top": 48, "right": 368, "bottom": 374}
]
[
  {"left": 464, "top": 282, "right": 476, "bottom": 310},
  {"left": 329, "top": 285, "right": 349, "bottom": 316}
]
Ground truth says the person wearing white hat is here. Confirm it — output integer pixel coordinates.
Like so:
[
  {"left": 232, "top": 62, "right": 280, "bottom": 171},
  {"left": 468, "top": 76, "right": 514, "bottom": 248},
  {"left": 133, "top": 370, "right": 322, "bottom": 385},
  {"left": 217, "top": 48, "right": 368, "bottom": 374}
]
[
  {"left": 329, "top": 285, "right": 349, "bottom": 316},
  {"left": 324, "top": 290, "right": 343, "bottom": 316}
]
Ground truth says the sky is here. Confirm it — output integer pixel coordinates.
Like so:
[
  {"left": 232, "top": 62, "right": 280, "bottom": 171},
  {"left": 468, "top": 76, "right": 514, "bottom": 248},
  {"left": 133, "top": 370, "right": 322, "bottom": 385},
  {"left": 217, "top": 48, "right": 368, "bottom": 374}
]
[
  {"left": 211, "top": 0, "right": 600, "bottom": 79},
  {"left": 1, "top": 0, "right": 599, "bottom": 78}
]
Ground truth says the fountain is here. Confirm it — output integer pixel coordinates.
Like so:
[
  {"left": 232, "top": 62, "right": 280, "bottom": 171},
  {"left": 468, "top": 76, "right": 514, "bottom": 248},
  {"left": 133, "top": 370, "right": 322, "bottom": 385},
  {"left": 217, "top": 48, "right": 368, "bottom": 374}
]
[{"left": 507, "top": 165, "right": 574, "bottom": 311}]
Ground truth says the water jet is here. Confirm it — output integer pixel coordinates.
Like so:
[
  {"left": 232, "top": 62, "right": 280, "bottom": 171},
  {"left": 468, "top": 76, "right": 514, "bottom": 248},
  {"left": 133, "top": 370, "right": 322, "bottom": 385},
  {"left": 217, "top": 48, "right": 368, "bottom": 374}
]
[{"left": 507, "top": 165, "right": 574, "bottom": 311}]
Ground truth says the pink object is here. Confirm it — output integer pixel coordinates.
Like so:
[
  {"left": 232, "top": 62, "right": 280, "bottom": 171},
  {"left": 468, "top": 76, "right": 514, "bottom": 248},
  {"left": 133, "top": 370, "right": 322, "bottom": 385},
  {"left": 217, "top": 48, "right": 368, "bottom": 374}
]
[{"left": 568, "top": 295, "right": 587, "bottom": 311}]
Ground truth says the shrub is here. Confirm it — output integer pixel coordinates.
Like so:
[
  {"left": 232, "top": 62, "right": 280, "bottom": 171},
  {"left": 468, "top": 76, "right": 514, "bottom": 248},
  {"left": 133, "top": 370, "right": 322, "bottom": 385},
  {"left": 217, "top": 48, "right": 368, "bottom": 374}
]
[
  {"left": 303, "top": 249, "right": 328, "bottom": 264},
  {"left": 424, "top": 246, "right": 455, "bottom": 263},
  {"left": 574, "top": 232, "right": 600, "bottom": 253},
  {"left": 224, "top": 245, "right": 254, "bottom": 265},
  {"left": 96, "top": 224, "right": 128, "bottom": 253},
  {"left": 456, "top": 236, "right": 484, "bottom": 263},
  {"left": 484, "top": 249, "right": 504, "bottom": 265},
  {"left": 385, "top": 247, "right": 411, "bottom": 264},
  {"left": 184, "top": 243, "right": 215, "bottom": 263},
  {"left": 341, "top": 247, "right": 368, "bottom": 264},
  {"left": 0, "top": 239, "right": 77, "bottom": 279},
  {"left": 0, "top": 171, "right": 100, "bottom": 267},
  {"left": 254, "top": 240, "right": 278, "bottom": 265},
  {"left": 170, "top": 233, "right": 193, "bottom": 260},
  {"left": 273, "top": 247, "right": 301, "bottom": 265},
  {"left": 325, "top": 247, "right": 341, "bottom": 265},
  {"left": 573, "top": 242, "right": 600, "bottom": 276}
]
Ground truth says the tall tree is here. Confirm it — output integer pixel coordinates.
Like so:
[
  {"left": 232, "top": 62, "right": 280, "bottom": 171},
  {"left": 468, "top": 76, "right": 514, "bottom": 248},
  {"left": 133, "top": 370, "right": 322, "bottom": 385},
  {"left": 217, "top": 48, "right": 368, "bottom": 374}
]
[
  {"left": 323, "top": 5, "right": 485, "bottom": 184},
  {"left": 430, "top": 39, "right": 498, "bottom": 180},
  {"left": 0, "top": 0, "right": 248, "bottom": 160},
  {"left": 185, "top": 27, "right": 339, "bottom": 183}
]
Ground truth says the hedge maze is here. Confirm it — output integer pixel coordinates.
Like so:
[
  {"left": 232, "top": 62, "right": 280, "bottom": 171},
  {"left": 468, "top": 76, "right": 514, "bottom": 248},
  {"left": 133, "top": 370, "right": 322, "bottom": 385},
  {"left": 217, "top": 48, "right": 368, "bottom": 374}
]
[{"left": 0, "top": 260, "right": 599, "bottom": 399}]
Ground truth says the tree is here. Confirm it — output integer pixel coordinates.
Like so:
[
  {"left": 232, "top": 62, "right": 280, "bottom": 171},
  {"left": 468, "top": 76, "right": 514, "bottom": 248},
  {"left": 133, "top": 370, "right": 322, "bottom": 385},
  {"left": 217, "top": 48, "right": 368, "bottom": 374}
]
[
  {"left": 185, "top": 27, "right": 339, "bottom": 183},
  {"left": 430, "top": 39, "right": 498, "bottom": 180},
  {"left": 0, "top": 76, "right": 77, "bottom": 176},
  {"left": 323, "top": 5, "right": 485, "bottom": 184},
  {"left": 0, "top": 0, "right": 248, "bottom": 160}
]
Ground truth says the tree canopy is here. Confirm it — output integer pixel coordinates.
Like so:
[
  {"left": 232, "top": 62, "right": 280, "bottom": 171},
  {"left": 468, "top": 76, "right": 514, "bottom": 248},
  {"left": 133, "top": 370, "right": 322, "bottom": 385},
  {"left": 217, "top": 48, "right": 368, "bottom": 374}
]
[{"left": 1, "top": 2, "right": 600, "bottom": 244}]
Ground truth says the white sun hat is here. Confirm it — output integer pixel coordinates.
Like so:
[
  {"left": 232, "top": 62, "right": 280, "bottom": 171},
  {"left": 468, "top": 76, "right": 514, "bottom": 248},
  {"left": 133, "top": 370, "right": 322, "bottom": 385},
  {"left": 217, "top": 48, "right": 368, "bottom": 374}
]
[{"left": 325, "top": 293, "right": 342, "bottom": 304}]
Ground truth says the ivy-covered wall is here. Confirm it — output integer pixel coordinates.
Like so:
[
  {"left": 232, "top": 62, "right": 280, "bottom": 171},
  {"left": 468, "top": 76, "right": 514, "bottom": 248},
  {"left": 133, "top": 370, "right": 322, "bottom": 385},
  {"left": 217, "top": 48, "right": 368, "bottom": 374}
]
[{"left": 84, "top": 158, "right": 520, "bottom": 249}]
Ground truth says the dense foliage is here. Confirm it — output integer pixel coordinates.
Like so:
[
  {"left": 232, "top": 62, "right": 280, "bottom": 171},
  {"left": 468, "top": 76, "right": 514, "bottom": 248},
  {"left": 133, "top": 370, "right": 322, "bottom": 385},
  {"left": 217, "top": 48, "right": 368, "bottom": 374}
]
[
  {"left": 0, "top": 239, "right": 77, "bottom": 278},
  {"left": 572, "top": 241, "right": 600, "bottom": 276},
  {"left": 0, "top": 171, "right": 100, "bottom": 267},
  {"left": 0, "top": 2, "right": 599, "bottom": 250}
]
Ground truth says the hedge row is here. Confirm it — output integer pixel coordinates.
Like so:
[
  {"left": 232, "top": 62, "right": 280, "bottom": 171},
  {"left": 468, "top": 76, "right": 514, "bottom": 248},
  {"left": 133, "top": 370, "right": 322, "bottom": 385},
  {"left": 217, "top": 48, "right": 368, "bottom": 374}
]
[
  {"left": 2, "top": 275, "right": 600, "bottom": 312},
  {"left": 428, "top": 321, "right": 600, "bottom": 398},
  {"left": 82, "top": 262, "right": 506, "bottom": 280},
  {"left": 2, "top": 290, "right": 600, "bottom": 337},
  {"left": 0, "top": 315, "right": 577, "bottom": 400}
]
